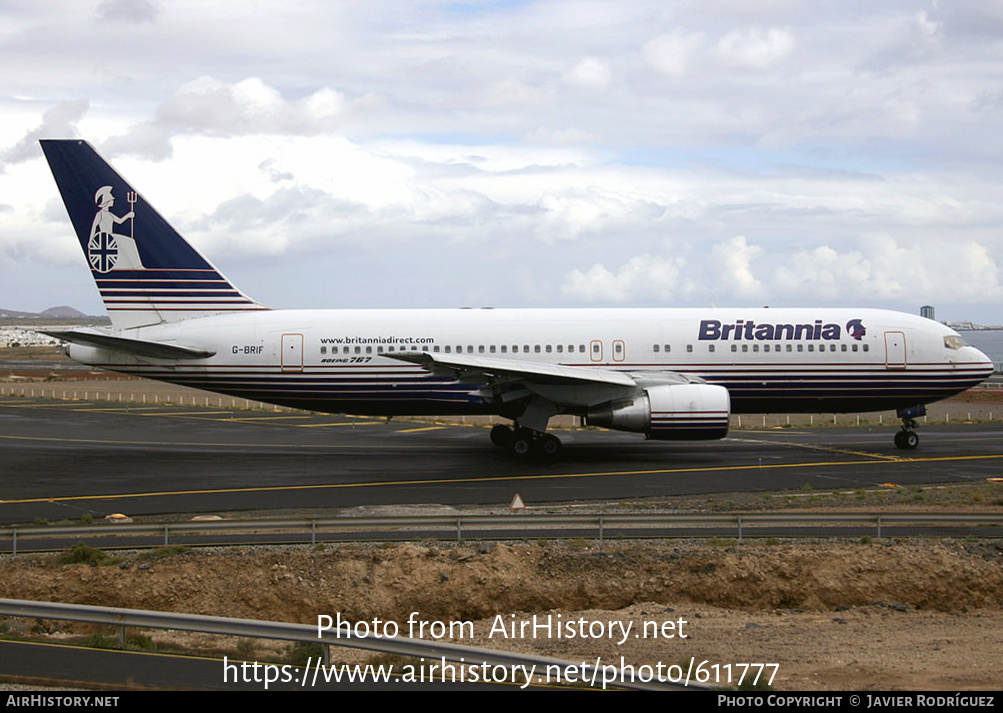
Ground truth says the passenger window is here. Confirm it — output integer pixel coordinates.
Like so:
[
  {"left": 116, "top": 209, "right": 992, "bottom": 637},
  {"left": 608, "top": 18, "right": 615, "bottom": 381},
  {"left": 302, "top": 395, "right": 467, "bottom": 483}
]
[
  {"left": 489, "top": 345, "right": 496, "bottom": 353},
  {"left": 708, "top": 344, "right": 715, "bottom": 353},
  {"left": 686, "top": 344, "right": 693, "bottom": 353},
  {"left": 535, "top": 345, "right": 541, "bottom": 353},
  {"left": 841, "top": 344, "right": 847, "bottom": 352},
  {"left": 653, "top": 345, "right": 660, "bottom": 353},
  {"left": 742, "top": 345, "right": 749, "bottom": 352},
  {"left": 664, "top": 344, "right": 671, "bottom": 352},
  {"left": 320, "top": 346, "right": 327, "bottom": 354},
  {"left": 366, "top": 346, "right": 372, "bottom": 354},
  {"left": 863, "top": 344, "right": 869, "bottom": 352},
  {"left": 731, "top": 344, "right": 737, "bottom": 352},
  {"left": 546, "top": 345, "right": 552, "bottom": 353},
  {"left": 478, "top": 345, "right": 485, "bottom": 353},
  {"left": 501, "top": 345, "right": 507, "bottom": 353},
  {"left": 808, "top": 345, "right": 814, "bottom": 352},
  {"left": 556, "top": 345, "right": 563, "bottom": 353},
  {"left": 445, "top": 346, "right": 451, "bottom": 353}
]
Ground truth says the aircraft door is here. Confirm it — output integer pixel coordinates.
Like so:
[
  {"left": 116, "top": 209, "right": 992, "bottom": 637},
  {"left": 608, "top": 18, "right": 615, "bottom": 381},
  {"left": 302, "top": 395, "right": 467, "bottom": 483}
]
[
  {"left": 590, "top": 339, "right": 603, "bottom": 362},
  {"left": 612, "top": 339, "right": 626, "bottom": 362},
  {"left": 281, "top": 333, "right": 304, "bottom": 372},
  {"left": 884, "top": 331, "right": 906, "bottom": 369}
]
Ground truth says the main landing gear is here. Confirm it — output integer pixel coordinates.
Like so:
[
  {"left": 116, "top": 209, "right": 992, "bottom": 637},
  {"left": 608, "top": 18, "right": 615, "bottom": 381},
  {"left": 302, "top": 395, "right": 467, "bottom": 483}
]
[
  {"left": 894, "top": 405, "right": 926, "bottom": 450},
  {"left": 490, "top": 424, "right": 562, "bottom": 460}
]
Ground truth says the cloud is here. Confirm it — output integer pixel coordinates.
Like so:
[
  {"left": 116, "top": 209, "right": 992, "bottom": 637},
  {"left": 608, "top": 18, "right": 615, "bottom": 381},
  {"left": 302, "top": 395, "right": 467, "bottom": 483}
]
[
  {"left": 562, "top": 58, "right": 612, "bottom": 90},
  {"left": 562, "top": 254, "right": 690, "bottom": 303},
  {"left": 711, "top": 235, "right": 764, "bottom": 299},
  {"left": 96, "top": 0, "right": 161, "bottom": 24},
  {"left": 716, "top": 28, "right": 794, "bottom": 69},
  {"left": 102, "top": 77, "right": 383, "bottom": 159},
  {"left": 643, "top": 31, "right": 705, "bottom": 77},
  {"left": 1, "top": 100, "right": 88, "bottom": 167}
]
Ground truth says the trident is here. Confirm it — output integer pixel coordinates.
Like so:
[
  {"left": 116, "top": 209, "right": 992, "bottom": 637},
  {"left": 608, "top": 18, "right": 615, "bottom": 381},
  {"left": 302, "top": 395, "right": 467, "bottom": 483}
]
[{"left": 127, "top": 191, "right": 137, "bottom": 239}]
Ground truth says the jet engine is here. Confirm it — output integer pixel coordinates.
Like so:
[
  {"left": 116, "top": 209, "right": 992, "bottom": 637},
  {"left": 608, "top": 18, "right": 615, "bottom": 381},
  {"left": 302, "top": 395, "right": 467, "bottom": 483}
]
[{"left": 585, "top": 383, "right": 730, "bottom": 440}]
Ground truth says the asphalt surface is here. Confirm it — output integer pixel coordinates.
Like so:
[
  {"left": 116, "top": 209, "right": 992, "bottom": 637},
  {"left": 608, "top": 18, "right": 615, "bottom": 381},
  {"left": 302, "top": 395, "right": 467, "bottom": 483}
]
[
  {"left": 2, "top": 394, "right": 1001, "bottom": 691},
  {"left": 1, "top": 395, "right": 1001, "bottom": 525}
]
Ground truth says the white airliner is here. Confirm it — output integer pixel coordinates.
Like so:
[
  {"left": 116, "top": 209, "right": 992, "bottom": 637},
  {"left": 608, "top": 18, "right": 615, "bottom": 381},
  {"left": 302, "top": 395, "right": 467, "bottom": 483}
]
[{"left": 39, "top": 139, "right": 994, "bottom": 458}]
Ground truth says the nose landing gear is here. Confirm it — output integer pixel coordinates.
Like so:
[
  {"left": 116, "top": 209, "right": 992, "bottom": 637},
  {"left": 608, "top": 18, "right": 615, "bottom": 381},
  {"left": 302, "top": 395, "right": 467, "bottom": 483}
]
[{"left": 894, "top": 405, "right": 926, "bottom": 450}]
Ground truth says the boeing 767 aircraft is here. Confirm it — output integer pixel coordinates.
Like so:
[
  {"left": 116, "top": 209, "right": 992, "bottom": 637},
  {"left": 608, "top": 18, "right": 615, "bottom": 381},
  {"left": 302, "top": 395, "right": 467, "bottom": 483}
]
[{"left": 38, "top": 140, "right": 994, "bottom": 458}]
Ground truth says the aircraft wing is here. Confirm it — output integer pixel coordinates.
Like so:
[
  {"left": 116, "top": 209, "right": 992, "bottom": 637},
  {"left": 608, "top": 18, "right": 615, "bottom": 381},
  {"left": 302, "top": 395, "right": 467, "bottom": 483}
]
[
  {"left": 388, "top": 351, "right": 682, "bottom": 410},
  {"left": 41, "top": 328, "right": 216, "bottom": 360},
  {"left": 392, "top": 351, "right": 636, "bottom": 386}
]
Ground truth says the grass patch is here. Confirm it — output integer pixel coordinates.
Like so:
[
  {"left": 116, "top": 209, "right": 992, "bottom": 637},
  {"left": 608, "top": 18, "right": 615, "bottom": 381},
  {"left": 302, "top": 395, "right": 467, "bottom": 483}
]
[
  {"left": 138, "top": 545, "right": 191, "bottom": 561},
  {"left": 287, "top": 641, "right": 326, "bottom": 667},
  {"left": 55, "top": 543, "right": 114, "bottom": 567}
]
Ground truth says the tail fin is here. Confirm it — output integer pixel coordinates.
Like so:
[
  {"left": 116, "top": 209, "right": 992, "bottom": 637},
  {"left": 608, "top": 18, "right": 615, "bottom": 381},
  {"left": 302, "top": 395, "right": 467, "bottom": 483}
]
[{"left": 40, "top": 140, "right": 267, "bottom": 330}]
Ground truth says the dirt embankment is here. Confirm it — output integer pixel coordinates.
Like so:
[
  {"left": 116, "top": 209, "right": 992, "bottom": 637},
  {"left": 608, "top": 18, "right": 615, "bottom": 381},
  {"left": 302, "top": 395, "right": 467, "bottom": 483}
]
[{"left": 3, "top": 539, "right": 1002, "bottom": 691}]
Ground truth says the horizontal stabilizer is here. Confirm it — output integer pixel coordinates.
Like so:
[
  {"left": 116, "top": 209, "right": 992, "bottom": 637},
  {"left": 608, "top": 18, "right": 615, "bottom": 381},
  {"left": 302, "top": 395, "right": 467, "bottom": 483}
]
[{"left": 41, "top": 329, "right": 216, "bottom": 360}]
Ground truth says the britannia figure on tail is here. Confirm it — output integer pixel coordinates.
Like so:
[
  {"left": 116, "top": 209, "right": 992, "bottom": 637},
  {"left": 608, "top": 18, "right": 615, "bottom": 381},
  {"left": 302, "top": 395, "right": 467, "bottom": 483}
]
[{"left": 88, "top": 185, "right": 143, "bottom": 272}]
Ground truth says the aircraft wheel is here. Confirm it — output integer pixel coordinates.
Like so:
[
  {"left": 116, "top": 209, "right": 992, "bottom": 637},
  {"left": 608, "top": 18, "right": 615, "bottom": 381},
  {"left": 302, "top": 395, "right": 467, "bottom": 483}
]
[
  {"left": 536, "top": 433, "right": 562, "bottom": 459},
  {"left": 490, "top": 424, "right": 514, "bottom": 448},
  {"left": 894, "top": 430, "right": 919, "bottom": 449},
  {"left": 510, "top": 431, "right": 534, "bottom": 457}
]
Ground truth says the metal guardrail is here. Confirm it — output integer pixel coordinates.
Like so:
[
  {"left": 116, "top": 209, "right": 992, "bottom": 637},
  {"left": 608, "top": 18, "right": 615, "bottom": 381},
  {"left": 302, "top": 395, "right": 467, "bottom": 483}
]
[
  {"left": 1, "top": 512, "right": 1000, "bottom": 554},
  {"left": 0, "top": 598, "right": 695, "bottom": 691}
]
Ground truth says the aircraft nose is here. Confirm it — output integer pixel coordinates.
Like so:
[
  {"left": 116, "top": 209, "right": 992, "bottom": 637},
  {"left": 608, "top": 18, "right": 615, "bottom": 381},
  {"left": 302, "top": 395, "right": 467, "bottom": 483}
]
[{"left": 970, "top": 346, "right": 996, "bottom": 376}]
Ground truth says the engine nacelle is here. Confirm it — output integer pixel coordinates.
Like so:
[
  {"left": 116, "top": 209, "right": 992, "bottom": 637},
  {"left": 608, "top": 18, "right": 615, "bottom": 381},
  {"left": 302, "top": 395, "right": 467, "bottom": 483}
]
[{"left": 585, "top": 383, "right": 730, "bottom": 440}]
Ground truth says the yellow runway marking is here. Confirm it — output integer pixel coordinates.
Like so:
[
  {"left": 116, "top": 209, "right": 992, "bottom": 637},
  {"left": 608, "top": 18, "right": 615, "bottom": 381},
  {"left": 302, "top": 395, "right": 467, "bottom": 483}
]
[
  {"left": 396, "top": 426, "right": 448, "bottom": 433},
  {"left": 4, "top": 451, "right": 1003, "bottom": 506},
  {"left": 140, "top": 410, "right": 235, "bottom": 417},
  {"left": 296, "top": 421, "right": 384, "bottom": 428},
  {"left": 729, "top": 436, "right": 905, "bottom": 462},
  {"left": 0, "top": 401, "right": 97, "bottom": 408}
]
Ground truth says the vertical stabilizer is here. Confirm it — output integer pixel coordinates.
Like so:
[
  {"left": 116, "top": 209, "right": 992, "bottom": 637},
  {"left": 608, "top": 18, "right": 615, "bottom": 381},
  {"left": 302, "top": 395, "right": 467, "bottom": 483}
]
[{"left": 40, "top": 140, "right": 267, "bottom": 329}]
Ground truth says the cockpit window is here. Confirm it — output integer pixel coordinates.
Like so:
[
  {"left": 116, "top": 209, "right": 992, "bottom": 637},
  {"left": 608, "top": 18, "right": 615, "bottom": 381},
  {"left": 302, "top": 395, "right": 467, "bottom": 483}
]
[{"left": 944, "top": 335, "right": 967, "bottom": 350}]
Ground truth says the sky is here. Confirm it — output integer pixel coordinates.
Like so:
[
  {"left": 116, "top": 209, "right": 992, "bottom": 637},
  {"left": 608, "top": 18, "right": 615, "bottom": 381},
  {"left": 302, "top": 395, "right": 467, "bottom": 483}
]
[{"left": 2, "top": 0, "right": 1003, "bottom": 323}]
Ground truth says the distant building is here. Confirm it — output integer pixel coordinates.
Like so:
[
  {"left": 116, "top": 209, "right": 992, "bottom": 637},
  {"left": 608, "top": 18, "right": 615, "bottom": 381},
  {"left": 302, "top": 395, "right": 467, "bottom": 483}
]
[{"left": 921, "top": 305, "right": 935, "bottom": 321}]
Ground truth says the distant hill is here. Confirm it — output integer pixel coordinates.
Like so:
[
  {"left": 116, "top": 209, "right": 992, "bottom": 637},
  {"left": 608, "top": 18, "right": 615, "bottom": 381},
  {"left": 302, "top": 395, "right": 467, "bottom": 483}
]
[
  {"left": 0, "top": 306, "right": 108, "bottom": 325},
  {"left": 38, "top": 305, "right": 87, "bottom": 318},
  {"left": 0, "top": 308, "right": 37, "bottom": 319}
]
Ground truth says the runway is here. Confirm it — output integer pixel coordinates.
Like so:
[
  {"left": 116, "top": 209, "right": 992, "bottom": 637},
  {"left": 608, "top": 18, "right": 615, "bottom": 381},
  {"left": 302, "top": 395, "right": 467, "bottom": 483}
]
[{"left": 2, "top": 396, "right": 1002, "bottom": 525}]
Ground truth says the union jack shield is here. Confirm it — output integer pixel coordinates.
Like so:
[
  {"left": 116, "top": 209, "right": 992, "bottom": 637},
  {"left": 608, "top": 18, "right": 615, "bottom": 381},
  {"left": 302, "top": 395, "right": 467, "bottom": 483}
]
[{"left": 88, "top": 231, "right": 119, "bottom": 273}]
